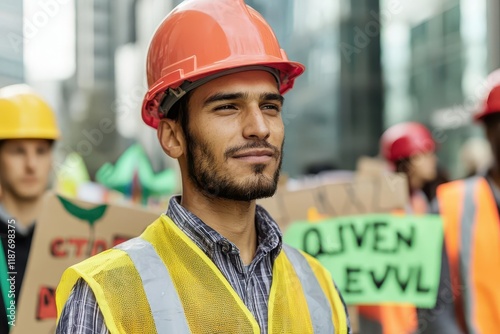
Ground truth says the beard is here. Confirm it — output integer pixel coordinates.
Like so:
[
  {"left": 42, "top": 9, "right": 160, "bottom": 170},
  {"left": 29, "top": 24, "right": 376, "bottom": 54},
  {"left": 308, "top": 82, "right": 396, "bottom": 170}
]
[{"left": 185, "top": 129, "right": 283, "bottom": 201}]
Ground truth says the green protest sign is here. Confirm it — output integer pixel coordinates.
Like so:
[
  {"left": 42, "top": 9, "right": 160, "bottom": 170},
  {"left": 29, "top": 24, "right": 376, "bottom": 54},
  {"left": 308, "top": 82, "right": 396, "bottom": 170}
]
[{"left": 284, "top": 214, "right": 443, "bottom": 307}]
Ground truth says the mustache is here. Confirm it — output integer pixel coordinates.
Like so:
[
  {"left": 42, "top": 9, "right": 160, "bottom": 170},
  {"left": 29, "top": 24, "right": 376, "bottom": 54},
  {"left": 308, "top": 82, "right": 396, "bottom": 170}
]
[{"left": 224, "top": 141, "right": 281, "bottom": 160}]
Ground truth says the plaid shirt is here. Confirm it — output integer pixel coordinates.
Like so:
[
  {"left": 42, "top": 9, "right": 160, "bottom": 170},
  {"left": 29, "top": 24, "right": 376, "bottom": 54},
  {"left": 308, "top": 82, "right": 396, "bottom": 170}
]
[{"left": 56, "top": 197, "right": 283, "bottom": 334}]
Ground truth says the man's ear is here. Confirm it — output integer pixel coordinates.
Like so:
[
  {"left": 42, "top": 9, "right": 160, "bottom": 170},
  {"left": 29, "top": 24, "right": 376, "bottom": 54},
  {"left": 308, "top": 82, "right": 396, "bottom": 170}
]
[{"left": 157, "top": 119, "right": 184, "bottom": 159}]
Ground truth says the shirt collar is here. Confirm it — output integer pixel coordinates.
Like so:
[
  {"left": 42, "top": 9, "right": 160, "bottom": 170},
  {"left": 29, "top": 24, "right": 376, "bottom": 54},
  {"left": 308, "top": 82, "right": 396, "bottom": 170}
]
[
  {"left": 165, "top": 196, "right": 282, "bottom": 260},
  {"left": 0, "top": 204, "right": 11, "bottom": 224}
]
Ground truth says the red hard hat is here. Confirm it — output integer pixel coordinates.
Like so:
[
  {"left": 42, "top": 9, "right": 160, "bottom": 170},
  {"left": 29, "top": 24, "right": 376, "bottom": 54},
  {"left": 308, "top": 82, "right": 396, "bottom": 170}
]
[
  {"left": 380, "top": 122, "right": 435, "bottom": 162},
  {"left": 141, "top": 0, "right": 305, "bottom": 129},
  {"left": 475, "top": 84, "right": 500, "bottom": 121}
]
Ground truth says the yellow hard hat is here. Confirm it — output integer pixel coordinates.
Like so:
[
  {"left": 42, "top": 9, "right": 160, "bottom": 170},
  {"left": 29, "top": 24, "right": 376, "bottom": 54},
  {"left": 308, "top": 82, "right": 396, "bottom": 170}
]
[{"left": 0, "top": 84, "right": 60, "bottom": 140}]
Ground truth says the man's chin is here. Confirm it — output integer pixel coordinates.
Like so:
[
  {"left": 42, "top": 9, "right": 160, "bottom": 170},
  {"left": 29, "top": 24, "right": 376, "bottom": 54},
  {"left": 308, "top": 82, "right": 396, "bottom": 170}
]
[
  {"left": 222, "top": 188, "right": 277, "bottom": 202},
  {"left": 232, "top": 176, "right": 279, "bottom": 201},
  {"left": 13, "top": 188, "right": 45, "bottom": 201}
]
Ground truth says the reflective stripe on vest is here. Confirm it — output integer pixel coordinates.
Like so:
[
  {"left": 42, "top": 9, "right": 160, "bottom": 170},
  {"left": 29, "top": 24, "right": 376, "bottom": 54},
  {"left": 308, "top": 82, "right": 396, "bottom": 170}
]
[
  {"left": 118, "top": 239, "right": 334, "bottom": 333},
  {"left": 115, "top": 238, "right": 190, "bottom": 334},
  {"left": 460, "top": 177, "right": 478, "bottom": 334},
  {"left": 283, "top": 244, "right": 335, "bottom": 334}
]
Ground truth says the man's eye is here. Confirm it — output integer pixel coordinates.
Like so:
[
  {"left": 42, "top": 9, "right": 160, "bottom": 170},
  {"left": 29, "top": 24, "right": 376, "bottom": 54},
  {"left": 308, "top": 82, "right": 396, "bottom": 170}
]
[
  {"left": 214, "top": 104, "right": 236, "bottom": 111},
  {"left": 37, "top": 146, "right": 50, "bottom": 155},
  {"left": 262, "top": 104, "right": 281, "bottom": 112},
  {"left": 11, "top": 147, "right": 24, "bottom": 154}
]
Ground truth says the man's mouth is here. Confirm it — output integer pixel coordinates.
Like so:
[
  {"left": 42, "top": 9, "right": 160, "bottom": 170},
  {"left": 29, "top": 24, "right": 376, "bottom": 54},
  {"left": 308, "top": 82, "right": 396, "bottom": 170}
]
[{"left": 232, "top": 149, "right": 275, "bottom": 163}]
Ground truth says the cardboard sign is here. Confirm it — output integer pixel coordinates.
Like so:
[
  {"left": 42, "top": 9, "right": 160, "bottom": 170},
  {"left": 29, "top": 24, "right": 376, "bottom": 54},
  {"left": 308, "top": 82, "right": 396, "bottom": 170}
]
[
  {"left": 356, "top": 156, "right": 389, "bottom": 177},
  {"left": 11, "top": 193, "right": 159, "bottom": 334},
  {"left": 258, "top": 173, "right": 409, "bottom": 231},
  {"left": 283, "top": 214, "right": 443, "bottom": 307}
]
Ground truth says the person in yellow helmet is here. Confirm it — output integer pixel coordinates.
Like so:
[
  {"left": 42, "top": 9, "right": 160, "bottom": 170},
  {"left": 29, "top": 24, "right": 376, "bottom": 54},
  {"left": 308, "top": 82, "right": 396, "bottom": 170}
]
[
  {"left": 0, "top": 84, "right": 60, "bottom": 333},
  {"left": 55, "top": 0, "right": 351, "bottom": 333}
]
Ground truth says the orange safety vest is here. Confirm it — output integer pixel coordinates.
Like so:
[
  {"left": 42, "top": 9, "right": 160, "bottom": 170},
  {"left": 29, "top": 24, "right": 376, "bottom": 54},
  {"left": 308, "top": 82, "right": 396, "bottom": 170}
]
[
  {"left": 437, "top": 176, "right": 500, "bottom": 333},
  {"left": 357, "top": 191, "right": 429, "bottom": 334}
]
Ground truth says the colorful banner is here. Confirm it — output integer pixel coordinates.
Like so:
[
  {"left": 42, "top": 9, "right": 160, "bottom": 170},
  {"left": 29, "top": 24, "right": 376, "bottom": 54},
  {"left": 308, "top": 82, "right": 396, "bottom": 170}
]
[
  {"left": 96, "top": 144, "right": 177, "bottom": 204},
  {"left": 284, "top": 214, "right": 443, "bottom": 307}
]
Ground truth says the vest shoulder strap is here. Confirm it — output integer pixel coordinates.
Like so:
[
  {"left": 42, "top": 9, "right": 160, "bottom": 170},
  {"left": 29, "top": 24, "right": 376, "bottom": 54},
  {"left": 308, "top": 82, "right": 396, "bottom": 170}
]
[
  {"left": 56, "top": 244, "right": 158, "bottom": 334},
  {"left": 283, "top": 244, "right": 349, "bottom": 334},
  {"left": 115, "top": 237, "right": 190, "bottom": 334},
  {"left": 283, "top": 244, "right": 335, "bottom": 333}
]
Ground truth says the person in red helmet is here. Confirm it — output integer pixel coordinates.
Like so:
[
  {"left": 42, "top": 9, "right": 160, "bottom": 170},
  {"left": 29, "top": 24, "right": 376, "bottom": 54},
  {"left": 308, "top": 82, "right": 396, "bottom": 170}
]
[
  {"left": 361, "top": 122, "right": 463, "bottom": 334},
  {"left": 358, "top": 122, "right": 438, "bottom": 334},
  {"left": 55, "top": 1, "right": 350, "bottom": 333},
  {"left": 380, "top": 122, "right": 438, "bottom": 209},
  {"left": 434, "top": 70, "right": 500, "bottom": 333}
]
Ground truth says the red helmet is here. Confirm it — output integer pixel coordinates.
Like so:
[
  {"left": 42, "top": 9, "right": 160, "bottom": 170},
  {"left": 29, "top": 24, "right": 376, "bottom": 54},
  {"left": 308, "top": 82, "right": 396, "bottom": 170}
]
[
  {"left": 141, "top": 0, "right": 305, "bottom": 129},
  {"left": 380, "top": 122, "right": 435, "bottom": 162},
  {"left": 475, "top": 84, "right": 500, "bottom": 121}
]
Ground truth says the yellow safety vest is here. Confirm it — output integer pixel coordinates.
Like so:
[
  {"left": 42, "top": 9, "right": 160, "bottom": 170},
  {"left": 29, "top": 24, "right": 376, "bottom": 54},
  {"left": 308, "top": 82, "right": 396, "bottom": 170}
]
[{"left": 56, "top": 215, "right": 348, "bottom": 333}]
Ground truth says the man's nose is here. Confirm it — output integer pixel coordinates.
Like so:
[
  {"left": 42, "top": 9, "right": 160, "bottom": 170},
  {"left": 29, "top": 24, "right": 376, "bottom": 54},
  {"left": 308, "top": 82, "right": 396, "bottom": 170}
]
[
  {"left": 25, "top": 150, "right": 38, "bottom": 171},
  {"left": 242, "top": 106, "right": 271, "bottom": 141}
]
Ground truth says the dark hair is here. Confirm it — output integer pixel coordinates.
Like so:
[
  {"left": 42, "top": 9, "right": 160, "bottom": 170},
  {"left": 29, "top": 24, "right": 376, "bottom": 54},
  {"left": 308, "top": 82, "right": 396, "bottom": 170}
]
[
  {"left": 164, "top": 92, "right": 192, "bottom": 136},
  {"left": 0, "top": 139, "right": 54, "bottom": 150},
  {"left": 483, "top": 113, "right": 500, "bottom": 130},
  {"left": 395, "top": 158, "right": 411, "bottom": 174},
  {"left": 422, "top": 166, "right": 449, "bottom": 202}
]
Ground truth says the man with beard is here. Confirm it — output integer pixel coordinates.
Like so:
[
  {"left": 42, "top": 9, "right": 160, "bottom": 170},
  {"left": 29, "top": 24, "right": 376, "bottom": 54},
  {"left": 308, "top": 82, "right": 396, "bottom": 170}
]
[
  {"left": 55, "top": 1, "right": 351, "bottom": 333},
  {"left": 430, "top": 72, "right": 500, "bottom": 333},
  {"left": 0, "top": 85, "right": 59, "bottom": 333}
]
